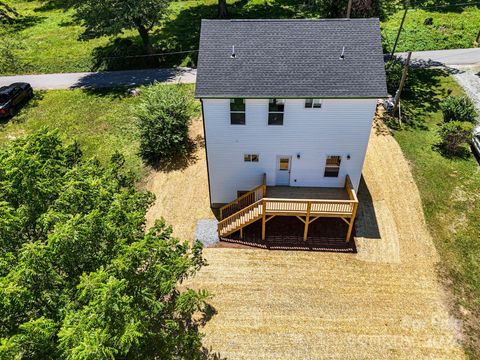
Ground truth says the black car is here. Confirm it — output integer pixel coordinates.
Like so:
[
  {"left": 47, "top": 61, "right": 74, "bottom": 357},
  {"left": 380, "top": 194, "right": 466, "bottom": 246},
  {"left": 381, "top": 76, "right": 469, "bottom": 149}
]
[{"left": 0, "top": 83, "right": 34, "bottom": 118}]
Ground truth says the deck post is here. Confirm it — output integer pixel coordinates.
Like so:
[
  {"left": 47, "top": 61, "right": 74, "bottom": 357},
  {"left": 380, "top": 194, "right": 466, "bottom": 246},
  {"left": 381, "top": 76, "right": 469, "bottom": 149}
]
[
  {"left": 346, "top": 201, "right": 358, "bottom": 242},
  {"left": 240, "top": 227, "right": 243, "bottom": 239},
  {"left": 261, "top": 199, "right": 266, "bottom": 241},
  {"left": 303, "top": 201, "right": 311, "bottom": 241}
]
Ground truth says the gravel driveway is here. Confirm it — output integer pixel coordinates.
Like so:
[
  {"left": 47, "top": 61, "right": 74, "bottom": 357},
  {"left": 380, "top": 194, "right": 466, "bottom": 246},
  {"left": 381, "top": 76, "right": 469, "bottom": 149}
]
[{"left": 452, "top": 66, "right": 480, "bottom": 115}]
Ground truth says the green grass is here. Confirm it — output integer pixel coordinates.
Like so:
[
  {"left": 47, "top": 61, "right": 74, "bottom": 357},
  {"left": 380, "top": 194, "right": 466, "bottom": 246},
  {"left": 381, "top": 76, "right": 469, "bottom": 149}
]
[
  {"left": 0, "top": 89, "right": 144, "bottom": 176},
  {"left": 382, "top": 6, "right": 480, "bottom": 53},
  {"left": 392, "top": 69, "right": 480, "bottom": 358}
]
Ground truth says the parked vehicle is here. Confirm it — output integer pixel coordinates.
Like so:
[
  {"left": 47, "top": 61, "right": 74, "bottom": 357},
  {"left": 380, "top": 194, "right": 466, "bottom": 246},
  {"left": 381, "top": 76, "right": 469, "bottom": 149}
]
[
  {"left": 0, "top": 83, "right": 34, "bottom": 118},
  {"left": 472, "top": 125, "right": 480, "bottom": 158}
]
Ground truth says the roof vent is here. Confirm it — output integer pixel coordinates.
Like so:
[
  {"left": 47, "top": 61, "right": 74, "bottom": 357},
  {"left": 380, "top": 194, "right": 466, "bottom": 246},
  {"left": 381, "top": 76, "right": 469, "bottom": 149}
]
[
  {"left": 340, "top": 46, "right": 345, "bottom": 60},
  {"left": 231, "top": 45, "right": 236, "bottom": 58}
]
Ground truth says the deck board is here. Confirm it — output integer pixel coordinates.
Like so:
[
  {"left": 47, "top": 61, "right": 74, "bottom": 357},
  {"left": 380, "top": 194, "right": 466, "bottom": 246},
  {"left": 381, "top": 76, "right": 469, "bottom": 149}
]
[{"left": 266, "top": 186, "right": 349, "bottom": 200}]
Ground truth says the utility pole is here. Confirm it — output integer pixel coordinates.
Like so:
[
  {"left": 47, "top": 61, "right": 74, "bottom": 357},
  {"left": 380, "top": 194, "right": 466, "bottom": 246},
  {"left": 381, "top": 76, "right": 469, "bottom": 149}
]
[
  {"left": 393, "top": 51, "right": 412, "bottom": 116},
  {"left": 390, "top": 1, "right": 409, "bottom": 58},
  {"left": 346, "top": 0, "right": 353, "bottom": 18}
]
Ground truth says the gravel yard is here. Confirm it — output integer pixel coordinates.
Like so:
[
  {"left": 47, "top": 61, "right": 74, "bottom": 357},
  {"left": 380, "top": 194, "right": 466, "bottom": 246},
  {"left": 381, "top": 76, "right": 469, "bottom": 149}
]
[{"left": 452, "top": 66, "right": 480, "bottom": 115}]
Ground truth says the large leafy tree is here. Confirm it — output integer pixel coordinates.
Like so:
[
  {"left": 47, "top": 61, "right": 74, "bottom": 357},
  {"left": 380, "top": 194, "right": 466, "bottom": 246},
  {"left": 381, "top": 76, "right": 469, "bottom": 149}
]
[
  {"left": 0, "top": 129, "right": 209, "bottom": 359},
  {"left": 72, "top": 0, "right": 172, "bottom": 56}
]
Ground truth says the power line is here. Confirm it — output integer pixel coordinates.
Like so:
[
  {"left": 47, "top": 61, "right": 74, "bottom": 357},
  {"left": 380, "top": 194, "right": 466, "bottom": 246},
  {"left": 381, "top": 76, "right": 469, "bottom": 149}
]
[{"left": 18, "top": 49, "right": 199, "bottom": 61}]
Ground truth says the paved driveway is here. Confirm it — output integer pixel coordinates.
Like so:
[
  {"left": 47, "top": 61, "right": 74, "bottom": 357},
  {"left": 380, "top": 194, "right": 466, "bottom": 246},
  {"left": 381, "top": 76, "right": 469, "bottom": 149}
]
[{"left": 0, "top": 68, "right": 196, "bottom": 90}]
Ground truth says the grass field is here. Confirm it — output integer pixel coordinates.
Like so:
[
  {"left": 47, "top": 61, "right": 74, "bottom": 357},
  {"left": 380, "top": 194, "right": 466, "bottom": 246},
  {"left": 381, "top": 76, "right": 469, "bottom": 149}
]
[
  {"left": 3, "top": 0, "right": 479, "bottom": 75},
  {"left": 382, "top": 6, "right": 480, "bottom": 53},
  {"left": 0, "top": 89, "right": 144, "bottom": 174},
  {"left": 392, "top": 68, "right": 480, "bottom": 358}
]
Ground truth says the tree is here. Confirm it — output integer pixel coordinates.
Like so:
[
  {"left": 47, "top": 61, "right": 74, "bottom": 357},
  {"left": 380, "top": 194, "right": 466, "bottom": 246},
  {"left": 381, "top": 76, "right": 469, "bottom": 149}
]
[
  {"left": 218, "top": 0, "right": 228, "bottom": 18},
  {"left": 136, "top": 84, "right": 194, "bottom": 166},
  {"left": 0, "top": 129, "right": 209, "bottom": 359},
  {"left": 72, "top": 0, "right": 172, "bottom": 57}
]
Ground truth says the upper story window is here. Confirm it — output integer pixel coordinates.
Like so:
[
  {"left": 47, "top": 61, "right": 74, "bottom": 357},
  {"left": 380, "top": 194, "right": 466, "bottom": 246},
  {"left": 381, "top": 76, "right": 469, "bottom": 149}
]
[
  {"left": 268, "top": 99, "right": 285, "bottom": 125},
  {"left": 324, "top": 155, "right": 341, "bottom": 177},
  {"left": 230, "top": 98, "right": 246, "bottom": 125},
  {"left": 305, "top": 99, "right": 322, "bottom": 108}
]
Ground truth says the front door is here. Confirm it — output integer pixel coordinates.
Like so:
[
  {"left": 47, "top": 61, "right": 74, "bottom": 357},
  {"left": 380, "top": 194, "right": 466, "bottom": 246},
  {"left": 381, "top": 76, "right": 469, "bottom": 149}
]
[{"left": 276, "top": 156, "right": 291, "bottom": 186}]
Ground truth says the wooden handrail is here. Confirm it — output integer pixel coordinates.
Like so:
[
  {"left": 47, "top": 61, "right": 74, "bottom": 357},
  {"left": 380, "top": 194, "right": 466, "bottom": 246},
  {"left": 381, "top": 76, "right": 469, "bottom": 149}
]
[
  {"left": 219, "top": 173, "right": 267, "bottom": 219},
  {"left": 219, "top": 198, "right": 263, "bottom": 224}
]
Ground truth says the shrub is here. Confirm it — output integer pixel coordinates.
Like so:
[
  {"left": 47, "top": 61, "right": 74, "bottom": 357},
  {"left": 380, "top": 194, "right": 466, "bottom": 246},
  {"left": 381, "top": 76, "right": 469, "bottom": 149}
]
[
  {"left": 136, "top": 84, "right": 194, "bottom": 165},
  {"left": 438, "top": 120, "right": 474, "bottom": 154},
  {"left": 440, "top": 95, "right": 478, "bottom": 123}
]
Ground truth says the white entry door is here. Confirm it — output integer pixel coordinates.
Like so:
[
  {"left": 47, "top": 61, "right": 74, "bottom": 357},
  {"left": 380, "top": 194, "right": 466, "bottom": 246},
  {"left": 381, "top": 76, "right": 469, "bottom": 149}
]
[{"left": 276, "top": 156, "right": 291, "bottom": 186}]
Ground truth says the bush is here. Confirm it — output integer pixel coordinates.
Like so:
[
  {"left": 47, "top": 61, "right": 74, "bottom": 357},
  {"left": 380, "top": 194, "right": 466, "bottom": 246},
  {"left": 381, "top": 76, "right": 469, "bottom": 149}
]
[
  {"left": 136, "top": 84, "right": 194, "bottom": 165},
  {"left": 440, "top": 95, "right": 478, "bottom": 123},
  {"left": 438, "top": 120, "right": 474, "bottom": 154}
]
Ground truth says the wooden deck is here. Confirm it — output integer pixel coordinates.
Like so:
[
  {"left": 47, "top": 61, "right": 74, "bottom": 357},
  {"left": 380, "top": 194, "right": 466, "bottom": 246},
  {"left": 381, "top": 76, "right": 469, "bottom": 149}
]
[
  {"left": 218, "top": 175, "right": 359, "bottom": 243},
  {"left": 267, "top": 186, "right": 349, "bottom": 200}
]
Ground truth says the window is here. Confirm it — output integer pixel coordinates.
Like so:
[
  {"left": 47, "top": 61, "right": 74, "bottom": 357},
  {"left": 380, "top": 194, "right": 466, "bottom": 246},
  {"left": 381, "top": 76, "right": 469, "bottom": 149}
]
[
  {"left": 230, "top": 98, "right": 245, "bottom": 125},
  {"left": 279, "top": 158, "right": 289, "bottom": 170},
  {"left": 324, "top": 155, "right": 341, "bottom": 177},
  {"left": 305, "top": 99, "right": 322, "bottom": 108},
  {"left": 244, "top": 154, "right": 259, "bottom": 162},
  {"left": 268, "top": 99, "right": 285, "bottom": 125}
]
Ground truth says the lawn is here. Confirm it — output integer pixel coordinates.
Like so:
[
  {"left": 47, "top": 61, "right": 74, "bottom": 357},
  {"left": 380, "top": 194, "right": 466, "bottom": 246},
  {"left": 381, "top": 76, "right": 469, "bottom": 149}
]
[
  {"left": 0, "top": 89, "right": 144, "bottom": 175},
  {"left": 4, "top": 0, "right": 479, "bottom": 75},
  {"left": 382, "top": 6, "right": 480, "bottom": 53},
  {"left": 392, "top": 68, "right": 480, "bottom": 358}
]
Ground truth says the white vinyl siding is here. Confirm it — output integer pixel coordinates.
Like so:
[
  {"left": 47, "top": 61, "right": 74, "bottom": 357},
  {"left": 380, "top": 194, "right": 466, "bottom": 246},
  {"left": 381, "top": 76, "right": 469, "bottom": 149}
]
[{"left": 202, "top": 98, "right": 376, "bottom": 204}]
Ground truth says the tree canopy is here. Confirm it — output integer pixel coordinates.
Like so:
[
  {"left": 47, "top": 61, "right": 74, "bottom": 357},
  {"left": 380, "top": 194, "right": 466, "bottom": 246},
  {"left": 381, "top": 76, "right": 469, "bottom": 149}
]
[
  {"left": 0, "top": 129, "right": 209, "bottom": 359},
  {"left": 72, "top": 0, "right": 172, "bottom": 56}
]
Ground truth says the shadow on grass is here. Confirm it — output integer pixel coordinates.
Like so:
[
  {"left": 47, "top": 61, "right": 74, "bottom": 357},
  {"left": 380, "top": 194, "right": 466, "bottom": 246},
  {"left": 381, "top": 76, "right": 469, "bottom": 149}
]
[
  {"left": 33, "top": 0, "right": 73, "bottom": 12},
  {"left": 433, "top": 143, "right": 472, "bottom": 159},
  {"left": 7, "top": 14, "right": 45, "bottom": 32},
  {"left": 398, "top": 67, "right": 453, "bottom": 128}
]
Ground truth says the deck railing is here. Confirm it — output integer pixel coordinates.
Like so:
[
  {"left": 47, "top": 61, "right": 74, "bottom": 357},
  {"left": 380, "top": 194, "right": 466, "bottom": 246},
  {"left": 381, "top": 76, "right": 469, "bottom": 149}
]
[
  {"left": 219, "top": 173, "right": 266, "bottom": 219},
  {"left": 217, "top": 174, "right": 359, "bottom": 241}
]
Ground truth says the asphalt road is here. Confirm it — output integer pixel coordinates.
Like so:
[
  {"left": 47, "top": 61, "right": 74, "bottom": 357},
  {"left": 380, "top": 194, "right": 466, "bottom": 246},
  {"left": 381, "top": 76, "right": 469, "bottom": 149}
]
[
  {"left": 396, "top": 47, "right": 480, "bottom": 66},
  {"left": 0, "top": 68, "right": 197, "bottom": 90}
]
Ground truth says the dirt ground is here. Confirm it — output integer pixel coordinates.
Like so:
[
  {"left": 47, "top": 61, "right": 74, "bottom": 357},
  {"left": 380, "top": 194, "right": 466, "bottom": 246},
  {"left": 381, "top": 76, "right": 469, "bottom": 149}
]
[
  {"left": 144, "top": 118, "right": 214, "bottom": 240},
  {"left": 146, "top": 117, "right": 466, "bottom": 359}
]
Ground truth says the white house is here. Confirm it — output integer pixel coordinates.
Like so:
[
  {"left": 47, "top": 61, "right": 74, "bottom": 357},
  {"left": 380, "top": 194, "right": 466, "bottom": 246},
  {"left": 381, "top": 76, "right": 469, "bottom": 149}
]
[{"left": 195, "top": 19, "right": 387, "bottom": 244}]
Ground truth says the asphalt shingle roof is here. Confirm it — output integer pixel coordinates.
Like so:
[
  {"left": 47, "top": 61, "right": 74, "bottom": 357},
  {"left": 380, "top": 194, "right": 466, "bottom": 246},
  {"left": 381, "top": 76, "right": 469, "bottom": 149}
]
[{"left": 195, "top": 19, "right": 388, "bottom": 98}]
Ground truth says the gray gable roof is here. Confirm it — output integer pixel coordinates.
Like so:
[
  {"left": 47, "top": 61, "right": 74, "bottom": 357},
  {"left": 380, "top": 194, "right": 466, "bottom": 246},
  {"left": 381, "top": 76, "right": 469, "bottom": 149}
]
[{"left": 195, "top": 19, "right": 387, "bottom": 98}]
